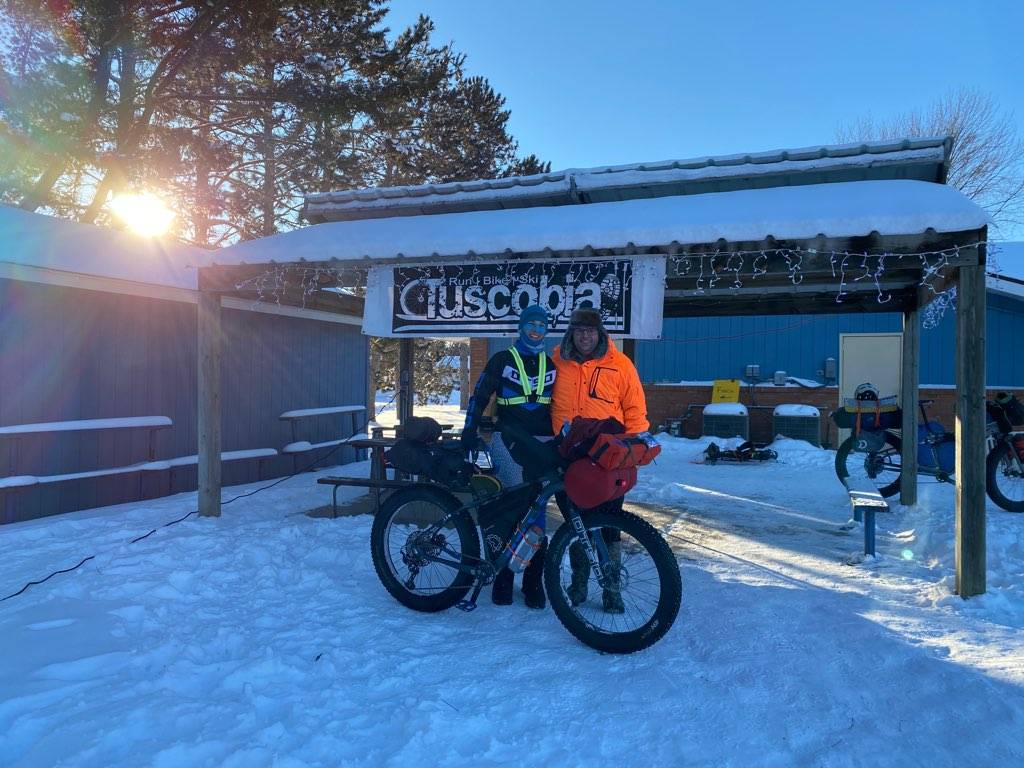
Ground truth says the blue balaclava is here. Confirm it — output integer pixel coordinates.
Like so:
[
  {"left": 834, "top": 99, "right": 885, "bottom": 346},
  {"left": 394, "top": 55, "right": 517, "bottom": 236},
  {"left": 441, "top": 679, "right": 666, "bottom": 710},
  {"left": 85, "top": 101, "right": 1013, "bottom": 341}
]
[{"left": 516, "top": 305, "right": 549, "bottom": 353}]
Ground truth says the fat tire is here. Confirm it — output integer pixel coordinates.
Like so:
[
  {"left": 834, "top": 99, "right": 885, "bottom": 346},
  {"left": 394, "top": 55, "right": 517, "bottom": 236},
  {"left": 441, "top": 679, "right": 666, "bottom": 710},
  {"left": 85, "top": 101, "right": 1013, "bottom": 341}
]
[
  {"left": 835, "top": 433, "right": 902, "bottom": 498},
  {"left": 986, "top": 445, "right": 1024, "bottom": 513},
  {"left": 544, "top": 509, "right": 681, "bottom": 654},
  {"left": 370, "top": 486, "right": 481, "bottom": 612}
]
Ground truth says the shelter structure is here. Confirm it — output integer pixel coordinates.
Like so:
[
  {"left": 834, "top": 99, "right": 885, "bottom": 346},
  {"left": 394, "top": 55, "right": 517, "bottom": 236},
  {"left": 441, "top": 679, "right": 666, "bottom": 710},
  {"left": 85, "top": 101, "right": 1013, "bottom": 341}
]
[{"left": 205, "top": 137, "right": 990, "bottom": 596}]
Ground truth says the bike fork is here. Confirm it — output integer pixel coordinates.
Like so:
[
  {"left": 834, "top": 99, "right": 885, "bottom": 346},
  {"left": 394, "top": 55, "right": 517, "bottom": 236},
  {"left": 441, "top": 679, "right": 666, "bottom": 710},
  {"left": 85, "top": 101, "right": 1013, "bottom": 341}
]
[{"left": 568, "top": 510, "right": 612, "bottom": 589}]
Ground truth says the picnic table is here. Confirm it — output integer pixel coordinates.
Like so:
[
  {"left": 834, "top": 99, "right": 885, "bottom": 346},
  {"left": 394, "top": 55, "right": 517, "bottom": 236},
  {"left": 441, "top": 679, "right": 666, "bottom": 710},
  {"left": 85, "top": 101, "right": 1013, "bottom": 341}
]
[{"left": 317, "top": 428, "right": 461, "bottom": 517}]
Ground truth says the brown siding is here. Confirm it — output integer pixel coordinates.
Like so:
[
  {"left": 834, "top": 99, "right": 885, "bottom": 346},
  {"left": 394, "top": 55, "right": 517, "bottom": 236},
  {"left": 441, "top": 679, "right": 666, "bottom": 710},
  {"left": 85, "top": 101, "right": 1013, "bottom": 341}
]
[{"left": 644, "top": 383, "right": 1024, "bottom": 448}]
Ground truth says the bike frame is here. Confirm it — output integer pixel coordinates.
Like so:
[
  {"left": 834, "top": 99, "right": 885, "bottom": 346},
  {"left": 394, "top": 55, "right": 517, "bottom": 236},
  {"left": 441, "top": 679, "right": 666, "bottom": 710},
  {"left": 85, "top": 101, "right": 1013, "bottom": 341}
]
[
  {"left": 407, "top": 470, "right": 616, "bottom": 610},
  {"left": 856, "top": 399, "right": 1023, "bottom": 483}
]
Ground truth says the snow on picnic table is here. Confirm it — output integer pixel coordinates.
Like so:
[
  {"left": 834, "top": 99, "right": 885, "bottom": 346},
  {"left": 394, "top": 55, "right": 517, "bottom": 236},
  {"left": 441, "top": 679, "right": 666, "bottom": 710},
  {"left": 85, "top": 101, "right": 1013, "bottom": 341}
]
[{"left": 1, "top": 435, "right": 1023, "bottom": 767}]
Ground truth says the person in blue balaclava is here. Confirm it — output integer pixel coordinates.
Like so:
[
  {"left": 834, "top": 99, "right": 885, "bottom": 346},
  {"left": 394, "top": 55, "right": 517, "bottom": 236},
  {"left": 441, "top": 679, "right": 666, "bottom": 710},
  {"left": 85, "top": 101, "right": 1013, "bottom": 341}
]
[{"left": 461, "top": 304, "right": 556, "bottom": 608}]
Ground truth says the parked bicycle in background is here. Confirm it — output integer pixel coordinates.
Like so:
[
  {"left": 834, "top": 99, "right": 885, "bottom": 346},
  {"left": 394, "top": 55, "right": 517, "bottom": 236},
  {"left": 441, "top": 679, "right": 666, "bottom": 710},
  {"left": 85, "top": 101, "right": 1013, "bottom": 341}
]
[{"left": 832, "top": 384, "right": 1024, "bottom": 512}]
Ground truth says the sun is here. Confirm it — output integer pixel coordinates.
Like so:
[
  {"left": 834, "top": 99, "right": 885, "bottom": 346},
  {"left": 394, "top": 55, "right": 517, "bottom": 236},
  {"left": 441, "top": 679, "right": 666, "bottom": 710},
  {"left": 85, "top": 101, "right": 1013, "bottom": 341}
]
[{"left": 110, "top": 192, "right": 175, "bottom": 237}]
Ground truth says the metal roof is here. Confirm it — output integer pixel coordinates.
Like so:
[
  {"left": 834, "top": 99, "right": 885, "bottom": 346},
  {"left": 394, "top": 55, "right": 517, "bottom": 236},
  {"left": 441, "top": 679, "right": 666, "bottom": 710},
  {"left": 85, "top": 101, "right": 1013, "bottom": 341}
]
[{"left": 303, "top": 137, "right": 952, "bottom": 223}]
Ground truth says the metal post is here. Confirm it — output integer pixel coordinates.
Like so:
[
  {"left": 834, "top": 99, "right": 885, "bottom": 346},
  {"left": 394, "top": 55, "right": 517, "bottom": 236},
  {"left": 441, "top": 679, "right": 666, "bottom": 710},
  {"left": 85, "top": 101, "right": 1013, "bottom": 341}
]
[
  {"left": 955, "top": 253, "right": 987, "bottom": 596},
  {"left": 198, "top": 289, "right": 222, "bottom": 517},
  {"left": 397, "top": 338, "right": 414, "bottom": 429},
  {"left": 864, "top": 508, "right": 875, "bottom": 557},
  {"left": 900, "top": 306, "right": 920, "bottom": 506}
]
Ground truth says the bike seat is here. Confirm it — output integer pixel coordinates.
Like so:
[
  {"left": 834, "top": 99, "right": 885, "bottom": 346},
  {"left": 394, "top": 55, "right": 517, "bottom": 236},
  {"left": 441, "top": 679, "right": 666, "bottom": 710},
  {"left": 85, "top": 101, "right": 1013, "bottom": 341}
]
[{"left": 918, "top": 398, "right": 934, "bottom": 406}]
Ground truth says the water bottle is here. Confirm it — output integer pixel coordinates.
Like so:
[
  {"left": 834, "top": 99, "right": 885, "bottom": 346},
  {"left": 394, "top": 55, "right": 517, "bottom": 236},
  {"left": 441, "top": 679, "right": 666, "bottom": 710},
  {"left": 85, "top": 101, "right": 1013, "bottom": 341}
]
[{"left": 506, "top": 524, "right": 545, "bottom": 572}]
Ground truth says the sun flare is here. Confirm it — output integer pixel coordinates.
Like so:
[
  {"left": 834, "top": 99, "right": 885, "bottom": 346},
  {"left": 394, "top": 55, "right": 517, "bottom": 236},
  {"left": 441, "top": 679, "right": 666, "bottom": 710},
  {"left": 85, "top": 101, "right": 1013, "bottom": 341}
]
[{"left": 110, "top": 192, "right": 175, "bottom": 237}]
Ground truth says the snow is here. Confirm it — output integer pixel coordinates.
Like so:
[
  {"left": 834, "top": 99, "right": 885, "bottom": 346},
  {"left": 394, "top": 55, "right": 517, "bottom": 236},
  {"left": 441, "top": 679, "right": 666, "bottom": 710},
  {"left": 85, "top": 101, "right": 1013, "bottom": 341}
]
[
  {"left": 279, "top": 406, "right": 366, "bottom": 419},
  {"left": 218, "top": 180, "right": 988, "bottom": 266},
  {"left": 703, "top": 402, "right": 748, "bottom": 416},
  {"left": 304, "top": 138, "right": 947, "bottom": 217},
  {"left": 988, "top": 241, "right": 1024, "bottom": 300},
  {"left": 163, "top": 449, "right": 279, "bottom": 468},
  {"left": 281, "top": 439, "right": 354, "bottom": 454},
  {"left": 2, "top": 434, "right": 1023, "bottom": 766},
  {"left": 773, "top": 404, "right": 821, "bottom": 417},
  {"left": 0, "top": 416, "right": 173, "bottom": 435},
  {"left": 0, "top": 205, "right": 212, "bottom": 289}
]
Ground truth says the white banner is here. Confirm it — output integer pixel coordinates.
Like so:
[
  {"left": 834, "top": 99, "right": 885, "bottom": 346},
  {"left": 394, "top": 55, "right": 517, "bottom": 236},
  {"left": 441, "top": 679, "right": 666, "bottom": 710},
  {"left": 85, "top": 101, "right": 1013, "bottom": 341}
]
[{"left": 362, "top": 256, "right": 665, "bottom": 338}]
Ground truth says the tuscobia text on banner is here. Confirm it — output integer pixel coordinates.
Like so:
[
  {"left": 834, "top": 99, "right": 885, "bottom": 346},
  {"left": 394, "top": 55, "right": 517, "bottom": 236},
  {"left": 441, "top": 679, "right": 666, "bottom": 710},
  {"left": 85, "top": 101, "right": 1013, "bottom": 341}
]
[{"left": 362, "top": 256, "right": 666, "bottom": 338}]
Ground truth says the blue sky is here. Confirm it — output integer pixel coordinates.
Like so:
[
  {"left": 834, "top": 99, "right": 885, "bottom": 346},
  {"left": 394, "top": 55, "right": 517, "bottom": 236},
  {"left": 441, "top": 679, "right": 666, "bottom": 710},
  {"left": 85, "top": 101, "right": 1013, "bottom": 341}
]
[{"left": 386, "top": 1, "right": 1023, "bottom": 235}]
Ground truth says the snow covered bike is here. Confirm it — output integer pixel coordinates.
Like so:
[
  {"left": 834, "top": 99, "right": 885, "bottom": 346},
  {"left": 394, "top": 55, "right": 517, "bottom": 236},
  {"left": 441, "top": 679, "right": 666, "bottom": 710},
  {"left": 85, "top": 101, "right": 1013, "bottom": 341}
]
[
  {"left": 368, "top": 432, "right": 681, "bottom": 654},
  {"left": 832, "top": 395, "right": 1024, "bottom": 511}
]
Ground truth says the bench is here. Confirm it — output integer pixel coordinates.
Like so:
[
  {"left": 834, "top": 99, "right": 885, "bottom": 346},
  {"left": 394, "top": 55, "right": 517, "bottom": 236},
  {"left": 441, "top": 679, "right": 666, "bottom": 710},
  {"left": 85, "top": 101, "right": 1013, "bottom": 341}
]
[
  {"left": 0, "top": 416, "right": 172, "bottom": 486},
  {"left": 280, "top": 406, "right": 366, "bottom": 468},
  {"left": 0, "top": 417, "right": 279, "bottom": 520},
  {"left": 844, "top": 476, "right": 890, "bottom": 557}
]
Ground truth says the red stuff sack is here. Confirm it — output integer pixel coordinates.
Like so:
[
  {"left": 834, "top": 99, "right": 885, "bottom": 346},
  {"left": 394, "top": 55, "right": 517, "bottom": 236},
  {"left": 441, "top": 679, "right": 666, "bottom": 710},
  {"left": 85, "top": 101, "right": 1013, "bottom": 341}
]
[
  {"left": 564, "top": 459, "right": 637, "bottom": 510},
  {"left": 587, "top": 433, "right": 661, "bottom": 470}
]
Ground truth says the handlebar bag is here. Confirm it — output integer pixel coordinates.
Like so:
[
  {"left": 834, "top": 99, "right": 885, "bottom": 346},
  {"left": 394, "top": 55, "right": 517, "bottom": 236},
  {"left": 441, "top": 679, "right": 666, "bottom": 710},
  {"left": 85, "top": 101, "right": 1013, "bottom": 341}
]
[
  {"left": 385, "top": 440, "right": 474, "bottom": 489},
  {"left": 587, "top": 433, "right": 661, "bottom": 470},
  {"left": 564, "top": 458, "right": 637, "bottom": 510}
]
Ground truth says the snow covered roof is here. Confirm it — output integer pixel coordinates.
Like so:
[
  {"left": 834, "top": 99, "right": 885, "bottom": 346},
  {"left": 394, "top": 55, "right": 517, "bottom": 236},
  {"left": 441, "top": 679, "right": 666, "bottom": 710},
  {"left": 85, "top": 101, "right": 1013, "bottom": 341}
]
[
  {"left": 0, "top": 204, "right": 211, "bottom": 289},
  {"left": 987, "top": 241, "right": 1024, "bottom": 300},
  {"left": 303, "top": 137, "right": 951, "bottom": 223},
  {"left": 218, "top": 179, "right": 987, "bottom": 267}
]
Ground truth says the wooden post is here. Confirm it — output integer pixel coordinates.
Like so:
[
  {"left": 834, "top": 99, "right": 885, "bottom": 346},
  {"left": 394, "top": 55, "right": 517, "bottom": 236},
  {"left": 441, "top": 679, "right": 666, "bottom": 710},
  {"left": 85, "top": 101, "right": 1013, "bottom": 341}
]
[
  {"left": 367, "top": 337, "right": 377, "bottom": 424},
  {"left": 955, "top": 253, "right": 986, "bottom": 597},
  {"left": 620, "top": 337, "right": 637, "bottom": 362},
  {"left": 397, "top": 338, "right": 414, "bottom": 429},
  {"left": 459, "top": 341, "right": 470, "bottom": 411},
  {"left": 900, "top": 306, "right": 920, "bottom": 506},
  {"left": 198, "top": 289, "right": 222, "bottom": 517}
]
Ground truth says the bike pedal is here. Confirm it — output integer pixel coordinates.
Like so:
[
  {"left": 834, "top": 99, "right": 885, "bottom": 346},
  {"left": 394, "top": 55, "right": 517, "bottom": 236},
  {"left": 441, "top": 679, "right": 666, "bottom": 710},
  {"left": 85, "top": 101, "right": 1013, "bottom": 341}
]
[{"left": 456, "top": 600, "right": 478, "bottom": 612}]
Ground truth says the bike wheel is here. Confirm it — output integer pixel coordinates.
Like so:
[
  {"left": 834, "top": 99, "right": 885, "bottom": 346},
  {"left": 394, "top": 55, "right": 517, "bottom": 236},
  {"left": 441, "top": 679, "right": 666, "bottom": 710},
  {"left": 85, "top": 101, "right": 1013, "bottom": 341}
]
[
  {"left": 544, "top": 509, "right": 682, "bottom": 654},
  {"left": 370, "top": 487, "right": 481, "bottom": 612},
  {"left": 986, "top": 443, "right": 1024, "bottom": 512},
  {"left": 835, "top": 432, "right": 902, "bottom": 498}
]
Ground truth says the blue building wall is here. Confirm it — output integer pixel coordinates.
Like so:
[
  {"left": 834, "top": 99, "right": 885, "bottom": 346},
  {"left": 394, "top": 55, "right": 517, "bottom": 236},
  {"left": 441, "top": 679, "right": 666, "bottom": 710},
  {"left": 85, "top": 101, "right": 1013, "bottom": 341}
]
[
  {"left": 635, "top": 290, "right": 1024, "bottom": 386},
  {"left": 0, "top": 277, "right": 368, "bottom": 522},
  {"left": 484, "top": 289, "right": 1024, "bottom": 388}
]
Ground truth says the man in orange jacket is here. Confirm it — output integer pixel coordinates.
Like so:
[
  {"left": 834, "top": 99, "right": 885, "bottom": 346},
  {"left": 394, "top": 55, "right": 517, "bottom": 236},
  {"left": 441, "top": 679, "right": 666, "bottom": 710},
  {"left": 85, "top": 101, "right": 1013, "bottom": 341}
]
[{"left": 550, "top": 306, "right": 649, "bottom": 612}]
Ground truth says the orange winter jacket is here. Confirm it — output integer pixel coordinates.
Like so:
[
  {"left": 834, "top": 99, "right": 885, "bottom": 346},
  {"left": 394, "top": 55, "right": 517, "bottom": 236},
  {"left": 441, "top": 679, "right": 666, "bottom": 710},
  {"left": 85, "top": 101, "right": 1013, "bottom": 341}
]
[{"left": 550, "top": 339, "right": 649, "bottom": 434}]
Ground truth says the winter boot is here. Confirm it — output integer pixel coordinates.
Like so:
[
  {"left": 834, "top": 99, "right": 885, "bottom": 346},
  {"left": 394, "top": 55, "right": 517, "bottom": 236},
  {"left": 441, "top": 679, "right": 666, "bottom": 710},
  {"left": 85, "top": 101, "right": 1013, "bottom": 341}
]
[
  {"left": 602, "top": 541, "right": 625, "bottom": 614},
  {"left": 491, "top": 567, "right": 514, "bottom": 605},
  {"left": 566, "top": 541, "right": 590, "bottom": 606},
  {"left": 521, "top": 538, "right": 547, "bottom": 609}
]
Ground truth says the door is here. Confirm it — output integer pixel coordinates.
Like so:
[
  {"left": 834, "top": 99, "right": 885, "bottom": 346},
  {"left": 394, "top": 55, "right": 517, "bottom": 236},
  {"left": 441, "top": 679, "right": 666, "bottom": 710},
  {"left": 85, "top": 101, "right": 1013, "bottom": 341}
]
[{"left": 838, "top": 333, "right": 903, "bottom": 444}]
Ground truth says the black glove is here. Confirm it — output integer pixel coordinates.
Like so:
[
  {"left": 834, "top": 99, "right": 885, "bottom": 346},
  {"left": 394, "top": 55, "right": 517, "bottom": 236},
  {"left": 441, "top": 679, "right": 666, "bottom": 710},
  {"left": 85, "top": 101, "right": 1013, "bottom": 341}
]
[{"left": 460, "top": 428, "right": 479, "bottom": 454}]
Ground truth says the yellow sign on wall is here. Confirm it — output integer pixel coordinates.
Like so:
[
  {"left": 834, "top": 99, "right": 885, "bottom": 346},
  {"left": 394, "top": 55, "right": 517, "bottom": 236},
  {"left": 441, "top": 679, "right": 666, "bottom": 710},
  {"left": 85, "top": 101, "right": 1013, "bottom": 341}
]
[{"left": 711, "top": 379, "right": 741, "bottom": 403}]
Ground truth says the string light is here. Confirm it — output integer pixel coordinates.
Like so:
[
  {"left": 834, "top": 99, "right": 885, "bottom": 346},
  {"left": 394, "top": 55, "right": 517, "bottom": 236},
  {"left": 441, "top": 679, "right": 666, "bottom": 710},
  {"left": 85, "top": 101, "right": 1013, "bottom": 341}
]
[{"left": 230, "top": 242, "right": 985, "bottom": 330}]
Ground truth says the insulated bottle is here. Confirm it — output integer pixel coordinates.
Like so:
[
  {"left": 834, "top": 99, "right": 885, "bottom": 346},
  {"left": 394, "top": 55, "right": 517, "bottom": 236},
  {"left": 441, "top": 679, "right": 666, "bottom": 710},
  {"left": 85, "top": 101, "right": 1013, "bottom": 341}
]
[{"left": 506, "top": 524, "right": 545, "bottom": 572}]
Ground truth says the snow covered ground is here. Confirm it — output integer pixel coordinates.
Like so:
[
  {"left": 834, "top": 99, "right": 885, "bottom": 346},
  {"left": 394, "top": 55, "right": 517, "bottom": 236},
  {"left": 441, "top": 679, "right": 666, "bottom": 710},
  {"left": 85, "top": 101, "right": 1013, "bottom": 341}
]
[{"left": 2, "top": 429, "right": 1023, "bottom": 767}]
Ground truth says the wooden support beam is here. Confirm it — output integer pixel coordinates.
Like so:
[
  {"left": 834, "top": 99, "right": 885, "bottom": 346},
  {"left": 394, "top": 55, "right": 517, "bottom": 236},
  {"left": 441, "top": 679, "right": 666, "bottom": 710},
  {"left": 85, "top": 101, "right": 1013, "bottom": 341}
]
[
  {"left": 198, "top": 289, "right": 222, "bottom": 517},
  {"left": 955, "top": 252, "right": 987, "bottom": 597},
  {"left": 619, "top": 338, "right": 636, "bottom": 362},
  {"left": 397, "top": 338, "right": 414, "bottom": 428},
  {"left": 900, "top": 305, "right": 920, "bottom": 506}
]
